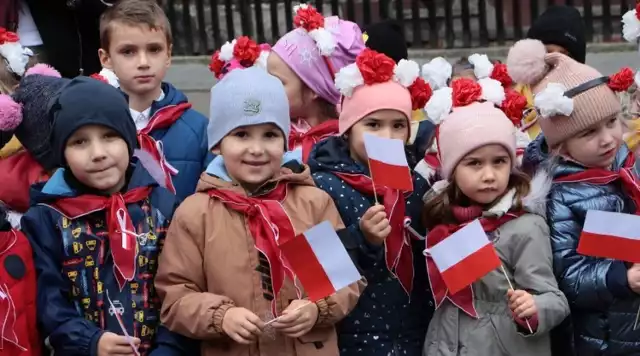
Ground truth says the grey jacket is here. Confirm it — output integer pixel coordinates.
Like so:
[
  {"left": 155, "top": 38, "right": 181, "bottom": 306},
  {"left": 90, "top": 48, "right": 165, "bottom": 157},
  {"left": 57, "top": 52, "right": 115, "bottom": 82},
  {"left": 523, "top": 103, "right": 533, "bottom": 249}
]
[{"left": 423, "top": 173, "right": 570, "bottom": 356}]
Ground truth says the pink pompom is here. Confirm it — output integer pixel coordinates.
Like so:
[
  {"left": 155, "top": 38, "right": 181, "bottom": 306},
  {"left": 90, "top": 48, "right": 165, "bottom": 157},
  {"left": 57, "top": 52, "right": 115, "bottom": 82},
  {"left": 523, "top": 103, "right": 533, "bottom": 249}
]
[
  {"left": 24, "top": 63, "right": 61, "bottom": 78},
  {"left": 0, "top": 94, "right": 23, "bottom": 131},
  {"left": 506, "top": 39, "right": 548, "bottom": 85}
]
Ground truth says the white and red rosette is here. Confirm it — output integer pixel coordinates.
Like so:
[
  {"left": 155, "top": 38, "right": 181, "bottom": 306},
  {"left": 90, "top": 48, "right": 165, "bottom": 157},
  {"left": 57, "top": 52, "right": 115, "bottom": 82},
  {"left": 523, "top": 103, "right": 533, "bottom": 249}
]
[
  {"left": 334, "top": 48, "right": 433, "bottom": 110},
  {"left": 0, "top": 28, "right": 32, "bottom": 77},
  {"left": 208, "top": 36, "right": 270, "bottom": 79},
  {"left": 293, "top": 3, "right": 336, "bottom": 57}
]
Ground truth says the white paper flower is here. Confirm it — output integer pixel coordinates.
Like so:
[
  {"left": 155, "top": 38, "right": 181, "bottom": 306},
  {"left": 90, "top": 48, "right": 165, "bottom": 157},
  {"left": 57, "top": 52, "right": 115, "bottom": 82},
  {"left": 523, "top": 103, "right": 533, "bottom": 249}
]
[
  {"left": 394, "top": 59, "right": 420, "bottom": 87},
  {"left": 334, "top": 63, "right": 363, "bottom": 97},
  {"left": 534, "top": 83, "right": 574, "bottom": 118},
  {"left": 623, "top": 9, "right": 640, "bottom": 43},
  {"left": 635, "top": 70, "right": 640, "bottom": 88},
  {"left": 293, "top": 3, "right": 309, "bottom": 12},
  {"left": 219, "top": 39, "right": 236, "bottom": 61},
  {"left": 425, "top": 87, "right": 453, "bottom": 125},
  {"left": 255, "top": 50, "right": 270, "bottom": 70},
  {"left": 468, "top": 53, "right": 494, "bottom": 80},
  {"left": 0, "top": 42, "right": 29, "bottom": 76},
  {"left": 309, "top": 28, "right": 336, "bottom": 56},
  {"left": 99, "top": 68, "right": 120, "bottom": 88},
  {"left": 478, "top": 78, "right": 506, "bottom": 106},
  {"left": 422, "top": 57, "right": 452, "bottom": 90}
]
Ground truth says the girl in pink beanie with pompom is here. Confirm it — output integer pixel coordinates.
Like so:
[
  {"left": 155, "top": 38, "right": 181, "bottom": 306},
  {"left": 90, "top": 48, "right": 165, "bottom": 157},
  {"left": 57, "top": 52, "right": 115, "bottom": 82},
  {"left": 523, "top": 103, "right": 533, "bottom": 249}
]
[
  {"left": 268, "top": 4, "right": 365, "bottom": 162},
  {"left": 421, "top": 101, "right": 569, "bottom": 356}
]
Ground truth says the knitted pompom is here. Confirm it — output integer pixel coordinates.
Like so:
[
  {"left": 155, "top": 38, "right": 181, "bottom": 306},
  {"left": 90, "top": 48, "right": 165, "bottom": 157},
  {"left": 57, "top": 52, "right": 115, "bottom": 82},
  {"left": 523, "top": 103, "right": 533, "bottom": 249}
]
[
  {"left": 0, "top": 94, "right": 23, "bottom": 131},
  {"left": 506, "top": 39, "right": 548, "bottom": 85},
  {"left": 24, "top": 63, "right": 61, "bottom": 78}
]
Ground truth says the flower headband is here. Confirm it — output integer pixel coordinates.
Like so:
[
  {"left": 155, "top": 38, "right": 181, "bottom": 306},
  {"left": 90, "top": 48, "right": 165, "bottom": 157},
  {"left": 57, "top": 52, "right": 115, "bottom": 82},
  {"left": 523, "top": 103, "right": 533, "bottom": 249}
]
[
  {"left": 293, "top": 3, "right": 337, "bottom": 76},
  {"left": 0, "top": 28, "right": 33, "bottom": 77},
  {"left": 535, "top": 67, "right": 635, "bottom": 118},
  {"left": 209, "top": 36, "right": 270, "bottom": 80},
  {"left": 421, "top": 54, "right": 513, "bottom": 91},
  {"left": 334, "top": 48, "right": 433, "bottom": 110}
]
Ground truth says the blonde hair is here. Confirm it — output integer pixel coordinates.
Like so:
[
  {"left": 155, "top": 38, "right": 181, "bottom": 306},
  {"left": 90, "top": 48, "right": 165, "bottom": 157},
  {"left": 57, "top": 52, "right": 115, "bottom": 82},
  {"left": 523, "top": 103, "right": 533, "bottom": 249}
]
[{"left": 422, "top": 169, "right": 531, "bottom": 229}]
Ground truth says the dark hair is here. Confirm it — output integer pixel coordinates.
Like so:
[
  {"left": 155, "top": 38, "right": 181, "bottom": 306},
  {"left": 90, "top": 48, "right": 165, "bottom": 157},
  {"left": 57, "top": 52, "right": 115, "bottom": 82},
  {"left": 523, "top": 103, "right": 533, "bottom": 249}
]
[
  {"left": 422, "top": 169, "right": 531, "bottom": 229},
  {"left": 100, "top": 0, "right": 172, "bottom": 51},
  {"left": 318, "top": 98, "right": 339, "bottom": 120}
]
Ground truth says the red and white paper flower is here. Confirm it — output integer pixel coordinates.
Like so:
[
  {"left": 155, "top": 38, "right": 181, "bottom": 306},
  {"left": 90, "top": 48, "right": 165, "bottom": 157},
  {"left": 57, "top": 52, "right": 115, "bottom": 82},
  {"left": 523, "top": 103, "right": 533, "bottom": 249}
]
[
  {"left": 0, "top": 27, "right": 31, "bottom": 77},
  {"left": 293, "top": 4, "right": 336, "bottom": 56},
  {"left": 623, "top": 3, "right": 640, "bottom": 43},
  {"left": 335, "top": 48, "right": 433, "bottom": 110},
  {"left": 209, "top": 36, "right": 270, "bottom": 79}
]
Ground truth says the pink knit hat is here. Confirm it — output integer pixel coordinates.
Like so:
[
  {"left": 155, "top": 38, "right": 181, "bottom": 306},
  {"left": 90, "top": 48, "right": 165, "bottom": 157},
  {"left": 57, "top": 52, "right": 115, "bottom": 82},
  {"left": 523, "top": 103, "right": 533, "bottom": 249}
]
[
  {"left": 507, "top": 39, "right": 633, "bottom": 146},
  {"left": 438, "top": 102, "right": 517, "bottom": 180},
  {"left": 335, "top": 49, "right": 433, "bottom": 136},
  {"left": 272, "top": 5, "right": 365, "bottom": 105}
]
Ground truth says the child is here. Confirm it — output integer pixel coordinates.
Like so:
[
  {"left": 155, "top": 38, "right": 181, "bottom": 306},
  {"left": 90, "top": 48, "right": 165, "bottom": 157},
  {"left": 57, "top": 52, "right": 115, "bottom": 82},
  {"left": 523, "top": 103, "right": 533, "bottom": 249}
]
[
  {"left": 308, "top": 49, "right": 433, "bottom": 356},
  {"left": 19, "top": 77, "right": 195, "bottom": 356},
  {"left": 98, "top": 0, "right": 211, "bottom": 201},
  {"left": 0, "top": 62, "right": 65, "bottom": 227},
  {"left": 421, "top": 101, "right": 569, "bottom": 356},
  {"left": 155, "top": 66, "right": 363, "bottom": 355},
  {"left": 510, "top": 40, "right": 640, "bottom": 355},
  {"left": 268, "top": 4, "right": 364, "bottom": 161}
]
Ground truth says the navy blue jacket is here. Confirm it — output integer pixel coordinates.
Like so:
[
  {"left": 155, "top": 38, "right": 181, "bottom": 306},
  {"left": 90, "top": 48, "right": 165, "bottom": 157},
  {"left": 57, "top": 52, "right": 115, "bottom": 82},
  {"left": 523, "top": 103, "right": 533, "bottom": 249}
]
[
  {"left": 22, "top": 166, "right": 198, "bottom": 356},
  {"left": 308, "top": 137, "right": 433, "bottom": 356},
  {"left": 146, "top": 82, "right": 213, "bottom": 201},
  {"left": 545, "top": 144, "right": 640, "bottom": 355}
]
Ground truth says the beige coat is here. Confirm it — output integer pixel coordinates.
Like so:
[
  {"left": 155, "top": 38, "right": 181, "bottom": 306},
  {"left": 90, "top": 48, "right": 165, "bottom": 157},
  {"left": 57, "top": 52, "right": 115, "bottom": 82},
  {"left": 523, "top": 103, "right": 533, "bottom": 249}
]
[{"left": 155, "top": 166, "right": 364, "bottom": 356}]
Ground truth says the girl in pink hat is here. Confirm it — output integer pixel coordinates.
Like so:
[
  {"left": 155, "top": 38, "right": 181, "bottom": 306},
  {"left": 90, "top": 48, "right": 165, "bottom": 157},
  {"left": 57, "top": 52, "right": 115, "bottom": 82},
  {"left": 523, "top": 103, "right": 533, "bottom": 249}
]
[
  {"left": 421, "top": 101, "right": 569, "bottom": 356},
  {"left": 268, "top": 4, "right": 364, "bottom": 162}
]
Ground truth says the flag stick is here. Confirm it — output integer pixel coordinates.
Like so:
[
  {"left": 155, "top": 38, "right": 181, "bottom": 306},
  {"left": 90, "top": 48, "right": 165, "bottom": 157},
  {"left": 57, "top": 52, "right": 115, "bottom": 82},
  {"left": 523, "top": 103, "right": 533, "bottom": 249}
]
[
  {"left": 634, "top": 304, "right": 640, "bottom": 330},
  {"left": 264, "top": 302, "right": 313, "bottom": 326},
  {"left": 500, "top": 264, "right": 533, "bottom": 334},
  {"left": 366, "top": 159, "right": 379, "bottom": 204}
]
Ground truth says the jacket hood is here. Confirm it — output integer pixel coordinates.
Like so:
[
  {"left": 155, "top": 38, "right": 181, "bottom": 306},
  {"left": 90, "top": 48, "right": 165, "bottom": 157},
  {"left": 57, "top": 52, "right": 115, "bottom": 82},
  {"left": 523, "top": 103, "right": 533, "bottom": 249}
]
[
  {"left": 30, "top": 163, "right": 160, "bottom": 205},
  {"left": 522, "top": 133, "right": 550, "bottom": 174},
  {"left": 307, "top": 136, "right": 370, "bottom": 175},
  {"left": 197, "top": 153, "right": 311, "bottom": 194}
]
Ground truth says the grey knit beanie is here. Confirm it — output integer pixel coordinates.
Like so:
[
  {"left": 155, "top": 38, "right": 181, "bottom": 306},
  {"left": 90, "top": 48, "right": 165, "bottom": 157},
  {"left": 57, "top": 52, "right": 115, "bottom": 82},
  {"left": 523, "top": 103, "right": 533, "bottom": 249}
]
[{"left": 208, "top": 66, "right": 290, "bottom": 150}]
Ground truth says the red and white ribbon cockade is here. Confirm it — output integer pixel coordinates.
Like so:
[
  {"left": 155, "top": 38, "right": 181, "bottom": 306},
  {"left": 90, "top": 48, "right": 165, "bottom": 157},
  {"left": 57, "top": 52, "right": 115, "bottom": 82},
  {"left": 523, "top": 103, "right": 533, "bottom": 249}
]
[
  {"left": 293, "top": 3, "right": 337, "bottom": 76},
  {"left": 0, "top": 27, "right": 32, "bottom": 77},
  {"left": 209, "top": 36, "right": 270, "bottom": 80}
]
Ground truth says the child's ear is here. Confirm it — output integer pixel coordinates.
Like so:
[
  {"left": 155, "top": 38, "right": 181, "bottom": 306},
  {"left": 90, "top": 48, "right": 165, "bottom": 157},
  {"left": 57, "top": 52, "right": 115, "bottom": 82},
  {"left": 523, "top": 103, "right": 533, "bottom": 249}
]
[
  {"left": 211, "top": 147, "right": 220, "bottom": 155},
  {"left": 98, "top": 48, "right": 112, "bottom": 69},
  {"left": 166, "top": 43, "right": 173, "bottom": 67}
]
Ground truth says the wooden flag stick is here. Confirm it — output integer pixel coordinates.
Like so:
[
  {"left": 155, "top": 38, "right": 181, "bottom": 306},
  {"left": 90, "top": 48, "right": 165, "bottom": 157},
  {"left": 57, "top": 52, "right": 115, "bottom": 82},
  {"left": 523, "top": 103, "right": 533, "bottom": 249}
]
[
  {"left": 366, "top": 159, "right": 379, "bottom": 204},
  {"left": 500, "top": 264, "right": 533, "bottom": 334},
  {"left": 264, "top": 302, "right": 313, "bottom": 326}
]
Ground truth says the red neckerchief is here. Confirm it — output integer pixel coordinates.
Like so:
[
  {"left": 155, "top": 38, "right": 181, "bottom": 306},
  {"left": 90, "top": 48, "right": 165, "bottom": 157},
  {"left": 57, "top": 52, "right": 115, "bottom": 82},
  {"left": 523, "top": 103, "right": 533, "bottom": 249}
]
[
  {"left": 288, "top": 120, "right": 339, "bottom": 162},
  {"left": 426, "top": 208, "right": 523, "bottom": 318},
  {"left": 554, "top": 151, "right": 640, "bottom": 214},
  {"left": 137, "top": 103, "right": 191, "bottom": 193},
  {"left": 0, "top": 230, "right": 27, "bottom": 352},
  {"left": 333, "top": 172, "right": 414, "bottom": 295},
  {"left": 49, "top": 187, "right": 152, "bottom": 289},
  {"left": 0, "top": 151, "right": 50, "bottom": 213},
  {"left": 423, "top": 152, "right": 440, "bottom": 171},
  {"left": 207, "top": 182, "right": 300, "bottom": 315}
]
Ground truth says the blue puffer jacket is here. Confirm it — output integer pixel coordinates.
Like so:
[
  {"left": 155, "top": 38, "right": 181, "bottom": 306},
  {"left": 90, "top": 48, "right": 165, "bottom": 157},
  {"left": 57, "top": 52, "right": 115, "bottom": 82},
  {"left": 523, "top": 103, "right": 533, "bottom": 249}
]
[
  {"left": 547, "top": 144, "right": 640, "bottom": 356},
  {"left": 308, "top": 137, "right": 433, "bottom": 356},
  {"left": 145, "top": 82, "right": 213, "bottom": 201},
  {"left": 22, "top": 166, "right": 198, "bottom": 356}
]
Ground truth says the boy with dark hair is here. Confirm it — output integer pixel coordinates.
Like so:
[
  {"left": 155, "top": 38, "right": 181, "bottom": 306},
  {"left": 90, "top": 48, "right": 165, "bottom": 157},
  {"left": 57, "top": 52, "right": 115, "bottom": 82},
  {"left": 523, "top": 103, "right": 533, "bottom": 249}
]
[
  {"left": 98, "top": 0, "right": 211, "bottom": 201},
  {"left": 21, "top": 77, "right": 195, "bottom": 356}
]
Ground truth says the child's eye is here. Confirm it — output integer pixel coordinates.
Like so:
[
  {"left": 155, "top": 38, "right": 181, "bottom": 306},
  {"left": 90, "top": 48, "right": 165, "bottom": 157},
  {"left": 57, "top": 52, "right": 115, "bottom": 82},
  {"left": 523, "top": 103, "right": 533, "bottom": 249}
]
[
  {"left": 394, "top": 122, "right": 407, "bottom": 129},
  {"left": 494, "top": 158, "right": 507, "bottom": 165},
  {"left": 607, "top": 117, "right": 617, "bottom": 126},
  {"left": 104, "top": 132, "right": 119, "bottom": 139},
  {"left": 366, "top": 122, "right": 379, "bottom": 128},
  {"left": 580, "top": 129, "right": 596, "bottom": 138},
  {"left": 148, "top": 45, "right": 163, "bottom": 53},
  {"left": 465, "top": 160, "right": 480, "bottom": 166},
  {"left": 70, "top": 139, "right": 86, "bottom": 146},
  {"left": 264, "top": 131, "right": 280, "bottom": 138},
  {"left": 233, "top": 131, "right": 248, "bottom": 138}
]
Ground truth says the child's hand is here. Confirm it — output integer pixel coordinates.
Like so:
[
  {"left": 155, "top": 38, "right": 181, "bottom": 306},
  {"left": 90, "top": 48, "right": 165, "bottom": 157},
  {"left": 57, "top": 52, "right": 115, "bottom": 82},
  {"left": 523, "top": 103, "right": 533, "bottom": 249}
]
[
  {"left": 359, "top": 204, "right": 391, "bottom": 246},
  {"left": 97, "top": 332, "right": 140, "bottom": 356},
  {"left": 272, "top": 300, "right": 319, "bottom": 338},
  {"left": 508, "top": 289, "right": 537, "bottom": 319},
  {"left": 221, "top": 307, "right": 264, "bottom": 344},
  {"left": 627, "top": 263, "right": 640, "bottom": 294}
]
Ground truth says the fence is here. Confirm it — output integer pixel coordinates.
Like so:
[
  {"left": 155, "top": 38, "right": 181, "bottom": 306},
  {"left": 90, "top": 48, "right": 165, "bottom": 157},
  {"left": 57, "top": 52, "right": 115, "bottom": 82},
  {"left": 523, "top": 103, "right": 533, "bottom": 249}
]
[{"left": 164, "top": 0, "right": 634, "bottom": 56}]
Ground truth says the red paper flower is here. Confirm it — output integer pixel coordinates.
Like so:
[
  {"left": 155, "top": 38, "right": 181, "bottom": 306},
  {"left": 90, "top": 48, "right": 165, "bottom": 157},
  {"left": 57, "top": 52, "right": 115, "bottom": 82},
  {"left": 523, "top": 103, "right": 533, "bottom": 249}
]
[
  {"left": 608, "top": 67, "right": 635, "bottom": 92},
  {"left": 0, "top": 28, "right": 19, "bottom": 44},
  {"left": 452, "top": 78, "right": 482, "bottom": 107},
  {"left": 209, "top": 51, "right": 226, "bottom": 79},
  {"left": 408, "top": 78, "right": 433, "bottom": 111},
  {"left": 501, "top": 89, "right": 528, "bottom": 125},
  {"left": 356, "top": 48, "right": 395, "bottom": 85},
  {"left": 89, "top": 73, "right": 109, "bottom": 83},
  {"left": 490, "top": 63, "right": 513, "bottom": 88},
  {"left": 233, "top": 36, "right": 260, "bottom": 65},
  {"left": 294, "top": 5, "right": 325, "bottom": 32},
  {"left": 636, "top": 2, "right": 640, "bottom": 20}
]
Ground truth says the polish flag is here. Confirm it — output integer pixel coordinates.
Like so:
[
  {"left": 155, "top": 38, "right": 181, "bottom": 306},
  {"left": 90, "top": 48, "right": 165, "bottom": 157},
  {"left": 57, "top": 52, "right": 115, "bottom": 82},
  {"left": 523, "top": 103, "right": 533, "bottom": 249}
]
[
  {"left": 279, "top": 221, "right": 361, "bottom": 301},
  {"left": 429, "top": 220, "right": 501, "bottom": 294},
  {"left": 578, "top": 210, "right": 640, "bottom": 263},
  {"left": 363, "top": 133, "right": 413, "bottom": 192}
]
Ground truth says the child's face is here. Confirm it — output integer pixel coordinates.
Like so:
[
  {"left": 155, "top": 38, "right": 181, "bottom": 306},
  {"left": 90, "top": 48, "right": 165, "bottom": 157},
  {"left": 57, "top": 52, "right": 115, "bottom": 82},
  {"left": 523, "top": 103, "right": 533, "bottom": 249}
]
[
  {"left": 99, "top": 22, "right": 171, "bottom": 98},
  {"left": 218, "top": 123, "right": 285, "bottom": 192},
  {"left": 267, "top": 52, "right": 316, "bottom": 118},
  {"left": 347, "top": 109, "right": 409, "bottom": 164},
  {"left": 454, "top": 144, "right": 511, "bottom": 205},
  {"left": 64, "top": 125, "right": 130, "bottom": 194},
  {"left": 563, "top": 117, "right": 623, "bottom": 169}
]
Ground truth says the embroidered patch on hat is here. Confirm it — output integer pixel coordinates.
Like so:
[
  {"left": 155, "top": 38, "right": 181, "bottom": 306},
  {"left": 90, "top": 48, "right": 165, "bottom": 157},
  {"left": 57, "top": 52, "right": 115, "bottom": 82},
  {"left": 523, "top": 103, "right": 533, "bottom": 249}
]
[
  {"left": 4, "top": 254, "right": 25, "bottom": 280},
  {"left": 243, "top": 98, "right": 261, "bottom": 116}
]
